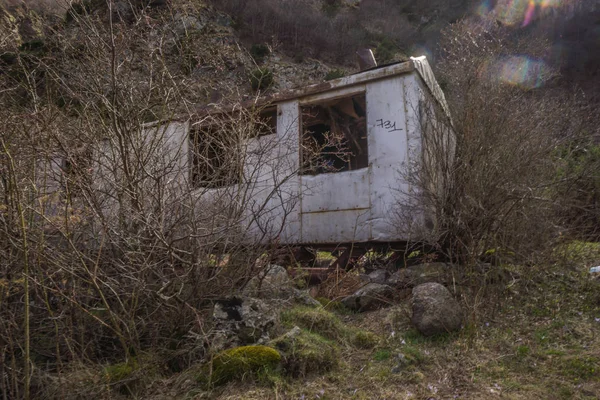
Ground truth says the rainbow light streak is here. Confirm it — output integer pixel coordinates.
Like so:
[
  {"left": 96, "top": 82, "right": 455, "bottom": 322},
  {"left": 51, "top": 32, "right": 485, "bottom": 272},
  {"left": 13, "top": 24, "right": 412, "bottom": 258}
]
[
  {"left": 497, "top": 56, "right": 550, "bottom": 89},
  {"left": 522, "top": 1, "right": 536, "bottom": 26},
  {"left": 498, "top": 0, "right": 527, "bottom": 26},
  {"left": 478, "top": 0, "right": 568, "bottom": 27},
  {"left": 411, "top": 46, "right": 433, "bottom": 63}
]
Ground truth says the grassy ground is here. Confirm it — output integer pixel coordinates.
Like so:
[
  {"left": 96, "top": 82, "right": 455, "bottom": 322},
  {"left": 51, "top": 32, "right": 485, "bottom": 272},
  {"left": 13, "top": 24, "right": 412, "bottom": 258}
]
[
  {"left": 50, "top": 242, "right": 600, "bottom": 399},
  {"left": 194, "top": 243, "right": 600, "bottom": 400}
]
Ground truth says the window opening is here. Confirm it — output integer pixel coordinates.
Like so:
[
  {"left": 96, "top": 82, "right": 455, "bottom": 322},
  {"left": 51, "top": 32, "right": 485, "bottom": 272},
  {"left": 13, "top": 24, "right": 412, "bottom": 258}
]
[
  {"left": 256, "top": 107, "right": 277, "bottom": 136},
  {"left": 301, "top": 93, "right": 368, "bottom": 175},
  {"left": 190, "top": 107, "right": 278, "bottom": 188},
  {"left": 190, "top": 124, "right": 241, "bottom": 189},
  {"left": 59, "top": 149, "right": 91, "bottom": 196}
]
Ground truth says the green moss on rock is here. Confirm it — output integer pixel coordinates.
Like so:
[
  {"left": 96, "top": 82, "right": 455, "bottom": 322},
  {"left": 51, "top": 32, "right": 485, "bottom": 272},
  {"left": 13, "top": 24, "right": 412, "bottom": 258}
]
[
  {"left": 270, "top": 328, "right": 339, "bottom": 377},
  {"left": 315, "top": 297, "right": 349, "bottom": 313},
  {"left": 205, "top": 345, "right": 281, "bottom": 386},
  {"left": 281, "top": 306, "right": 345, "bottom": 341},
  {"left": 282, "top": 306, "right": 380, "bottom": 351}
]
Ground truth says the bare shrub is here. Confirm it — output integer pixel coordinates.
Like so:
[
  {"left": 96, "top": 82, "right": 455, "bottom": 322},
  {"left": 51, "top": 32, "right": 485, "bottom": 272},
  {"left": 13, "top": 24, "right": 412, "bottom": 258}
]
[
  {"left": 395, "top": 19, "right": 597, "bottom": 266},
  {"left": 0, "top": 2, "right": 364, "bottom": 395},
  {"left": 0, "top": 5, "right": 311, "bottom": 399}
]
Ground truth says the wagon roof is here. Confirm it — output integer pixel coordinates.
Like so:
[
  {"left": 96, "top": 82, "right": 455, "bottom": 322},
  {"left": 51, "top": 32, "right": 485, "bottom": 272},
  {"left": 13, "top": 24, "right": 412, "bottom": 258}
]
[{"left": 151, "top": 56, "right": 450, "bottom": 126}]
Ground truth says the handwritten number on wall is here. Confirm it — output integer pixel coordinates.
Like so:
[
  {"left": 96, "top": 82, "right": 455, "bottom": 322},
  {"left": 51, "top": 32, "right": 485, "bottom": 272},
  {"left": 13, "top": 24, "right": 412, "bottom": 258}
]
[{"left": 376, "top": 119, "right": 403, "bottom": 133}]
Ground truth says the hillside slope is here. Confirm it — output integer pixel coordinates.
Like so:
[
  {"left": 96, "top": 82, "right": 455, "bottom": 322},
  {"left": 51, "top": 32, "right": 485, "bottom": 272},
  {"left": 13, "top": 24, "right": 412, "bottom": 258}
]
[
  {"left": 1, "top": 0, "right": 340, "bottom": 114},
  {"left": 2, "top": 0, "right": 599, "bottom": 107}
]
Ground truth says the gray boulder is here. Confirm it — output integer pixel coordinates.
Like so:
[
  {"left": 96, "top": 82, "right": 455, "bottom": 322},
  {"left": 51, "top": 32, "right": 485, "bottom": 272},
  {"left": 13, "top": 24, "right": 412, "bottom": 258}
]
[
  {"left": 292, "top": 288, "right": 322, "bottom": 307},
  {"left": 367, "top": 269, "right": 389, "bottom": 284},
  {"left": 212, "top": 296, "right": 277, "bottom": 350},
  {"left": 243, "top": 265, "right": 321, "bottom": 307},
  {"left": 173, "top": 14, "right": 206, "bottom": 35},
  {"left": 341, "top": 283, "right": 393, "bottom": 312},
  {"left": 388, "top": 262, "right": 450, "bottom": 289},
  {"left": 410, "top": 282, "right": 463, "bottom": 336},
  {"left": 244, "top": 264, "right": 293, "bottom": 299}
]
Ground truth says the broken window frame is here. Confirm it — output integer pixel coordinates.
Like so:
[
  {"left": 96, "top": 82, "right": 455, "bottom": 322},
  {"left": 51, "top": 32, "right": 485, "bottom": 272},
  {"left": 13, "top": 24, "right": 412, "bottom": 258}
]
[
  {"left": 57, "top": 148, "right": 92, "bottom": 197},
  {"left": 300, "top": 92, "right": 368, "bottom": 176},
  {"left": 255, "top": 107, "right": 277, "bottom": 137},
  {"left": 189, "top": 106, "right": 278, "bottom": 189}
]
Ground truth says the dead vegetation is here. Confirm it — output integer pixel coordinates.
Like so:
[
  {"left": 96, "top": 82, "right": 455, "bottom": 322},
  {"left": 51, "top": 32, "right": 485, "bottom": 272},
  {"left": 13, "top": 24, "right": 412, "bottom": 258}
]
[
  {"left": 0, "top": 3, "right": 371, "bottom": 398},
  {"left": 392, "top": 17, "right": 600, "bottom": 267},
  {"left": 0, "top": 3, "right": 309, "bottom": 398},
  {"left": 207, "top": 0, "right": 476, "bottom": 64},
  {"left": 1, "top": 1, "right": 600, "bottom": 399}
]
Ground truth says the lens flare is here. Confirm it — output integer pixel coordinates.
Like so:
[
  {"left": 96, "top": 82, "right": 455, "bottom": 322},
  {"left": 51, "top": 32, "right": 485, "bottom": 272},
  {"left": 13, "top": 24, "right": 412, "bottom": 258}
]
[
  {"left": 522, "top": 1, "right": 536, "bottom": 26},
  {"left": 496, "top": 0, "right": 529, "bottom": 26},
  {"left": 539, "top": 0, "right": 562, "bottom": 8},
  {"left": 480, "top": 0, "right": 571, "bottom": 27},
  {"left": 411, "top": 46, "right": 433, "bottom": 63},
  {"left": 496, "top": 56, "right": 551, "bottom": 89},
  {"left": 477, "top": 0, "right": 494, "bottom": 16}
]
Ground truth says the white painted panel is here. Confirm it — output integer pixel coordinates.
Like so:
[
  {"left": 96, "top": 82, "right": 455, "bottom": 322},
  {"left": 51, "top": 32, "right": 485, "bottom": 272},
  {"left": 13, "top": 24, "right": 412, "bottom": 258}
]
[
  {"left": 242, "top": 133, "right": 278, "bottom": 242},
  {"left": 300, "top": 168, "right": 370, "bottom": 213},
  {"left": 238, "top": 101, "right": 303, "bottom": 244},
  {"left": 402, "top": 74, "right": 427, "bottom": 236},
  {"left": 277, "top": 101, "right": 302, "bottom": 244},
  {"left": 242, "top": 129, "right": 301, "bottom": 243},
  {"left": 366, "top": 75, "right": 412, "bottom": 241},
  {"left": 183, "top": 101, "right": 303, "bottom": 245},
  {"left": 163, "top": 121, "right": 189, "bottom": 173},
  {"left": 403, "top": 74, "right": 423, "bottom": 170},
  {"left": 301, "top": 209, "right": 371, "bottom": 243},
  {"left": 37, "top": 157, "right": 64, "bottom": 194},
  {"left": 367, "top": 75, "right": 408, "bottom": 168},
  {"left": 299, "top": 84, "right": 366, "bottom": 105}
]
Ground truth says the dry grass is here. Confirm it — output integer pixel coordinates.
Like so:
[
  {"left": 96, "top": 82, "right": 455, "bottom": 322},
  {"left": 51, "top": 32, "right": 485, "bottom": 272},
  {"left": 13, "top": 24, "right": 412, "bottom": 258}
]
[
  {"left": 147, "top": 242, "right": 600, "bottom": 400},
  {"left": 37, "top": 242, "right": 599, "bottom": 399},
  {"left": 316, "top": 269, "right": 364, "bottom": 300}
]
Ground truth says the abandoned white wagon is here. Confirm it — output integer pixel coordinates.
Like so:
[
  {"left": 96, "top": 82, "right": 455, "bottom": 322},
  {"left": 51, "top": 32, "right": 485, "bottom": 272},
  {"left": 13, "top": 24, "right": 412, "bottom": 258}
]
[{"left": 141, "top": 56, "right": 454, "bottom": 252}]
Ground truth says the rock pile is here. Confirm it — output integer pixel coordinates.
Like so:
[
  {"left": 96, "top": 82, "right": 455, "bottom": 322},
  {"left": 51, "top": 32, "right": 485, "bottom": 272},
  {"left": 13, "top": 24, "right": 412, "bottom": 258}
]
[{"left": 341, "top": 263, "right": 454, "bottom": 312}]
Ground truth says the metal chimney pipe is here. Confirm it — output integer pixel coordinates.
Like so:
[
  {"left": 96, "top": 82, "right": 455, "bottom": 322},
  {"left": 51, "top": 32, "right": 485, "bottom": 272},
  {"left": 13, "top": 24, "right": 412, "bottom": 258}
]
[{"left": 356, "top": 48, "right": 377, "bottom": 71}]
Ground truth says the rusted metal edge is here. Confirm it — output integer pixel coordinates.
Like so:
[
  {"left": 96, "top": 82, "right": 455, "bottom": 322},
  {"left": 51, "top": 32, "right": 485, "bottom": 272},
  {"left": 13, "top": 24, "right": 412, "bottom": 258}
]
[
  {"left": 143, "top": 60, "right": 416, "bottom": 128},
  {"left": 299, "top": 207, "right": 370, "bottom": 215}
]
